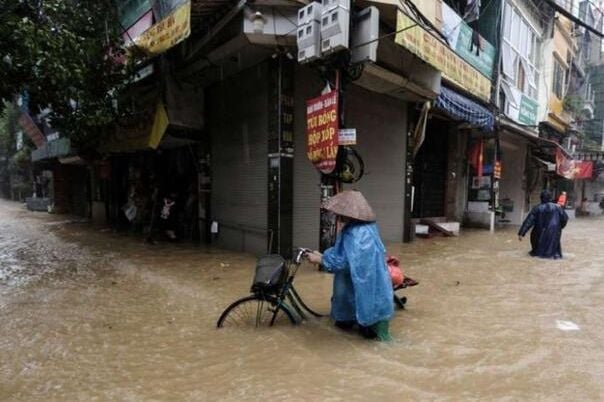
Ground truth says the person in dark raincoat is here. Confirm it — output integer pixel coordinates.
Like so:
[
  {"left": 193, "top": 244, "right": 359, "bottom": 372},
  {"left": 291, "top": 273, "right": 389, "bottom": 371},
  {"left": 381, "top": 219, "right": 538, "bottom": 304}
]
[
  {"left": 307, "top": 190, "right": 394, "bottom": 341},
  {"left": 518, "top": 190, "right": 569, "bottom": 259}
]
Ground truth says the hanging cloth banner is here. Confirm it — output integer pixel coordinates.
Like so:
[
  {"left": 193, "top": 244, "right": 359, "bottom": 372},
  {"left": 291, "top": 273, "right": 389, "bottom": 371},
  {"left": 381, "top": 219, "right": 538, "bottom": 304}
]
[
  {"left": 133, "top": 0, "right": 191, "bottom": 56},
  {"left": 306, "top": 91, "right": 339, "bottom": 174},
  {"left": 556, "top": 149, "right": 594, "bottom": 179},
  {"left": 412, "top": 101, "right": 431, "bottom": 157}
]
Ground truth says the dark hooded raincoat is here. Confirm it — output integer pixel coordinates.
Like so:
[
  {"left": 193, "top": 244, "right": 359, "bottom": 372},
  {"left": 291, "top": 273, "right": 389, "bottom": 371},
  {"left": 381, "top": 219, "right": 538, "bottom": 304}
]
[{"left": 518, "top": 191, "right": 569, "bottom": 259}]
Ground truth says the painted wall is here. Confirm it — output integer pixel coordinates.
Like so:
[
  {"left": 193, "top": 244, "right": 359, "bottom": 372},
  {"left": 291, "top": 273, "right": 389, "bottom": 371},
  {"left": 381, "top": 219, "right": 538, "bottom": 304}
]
[
  {"left": 498, "top": 134, "right": 528, "bottom": 225},
  {"left": 580, "top": 179, "right": 604, "bottom": 215},
  {"left": 546, "top": 16, "right": 575, "bottom": 131}
]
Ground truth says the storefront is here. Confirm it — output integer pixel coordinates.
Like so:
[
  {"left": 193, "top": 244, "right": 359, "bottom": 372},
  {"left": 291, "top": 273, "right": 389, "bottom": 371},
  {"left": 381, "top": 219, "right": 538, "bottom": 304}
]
[{"left": 411, "top": 86, "right": 495, "bottom": 231}]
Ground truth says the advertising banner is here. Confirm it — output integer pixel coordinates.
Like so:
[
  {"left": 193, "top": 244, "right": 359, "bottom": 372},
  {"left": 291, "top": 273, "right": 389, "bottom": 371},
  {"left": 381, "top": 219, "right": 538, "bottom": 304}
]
[
  {"left": 395, "top": 11, "right": 491, "bottom": 102},
  {"left": 18, "top": 113, "right": 45, "bottom": 149},
  {"left": 123, "top": 10, "right": 153, "bottom": 45},
  {"left": 556, "top": 149, "right": 594, "bottom": 179},
  {"left": 118, "top": 0, "right": 152, "bottom": 29},
  {"left": 134, "top": 0, "right": 191, "bottom": 56},
  {"left": 306, "top": 91, "right": 339, "bottom": 173}
]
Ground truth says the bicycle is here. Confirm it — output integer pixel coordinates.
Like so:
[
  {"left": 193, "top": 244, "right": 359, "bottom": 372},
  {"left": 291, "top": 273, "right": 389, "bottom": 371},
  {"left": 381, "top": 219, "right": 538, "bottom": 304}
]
[{"left": 216, "top": 248, "right": 323, "bottom": 328}]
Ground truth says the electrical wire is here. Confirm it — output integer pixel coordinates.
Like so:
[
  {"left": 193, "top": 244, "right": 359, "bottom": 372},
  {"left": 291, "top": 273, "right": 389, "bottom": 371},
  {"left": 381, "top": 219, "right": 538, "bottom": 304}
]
[{"left": 350, "top": 23, "right": 418, "bottom": 50}]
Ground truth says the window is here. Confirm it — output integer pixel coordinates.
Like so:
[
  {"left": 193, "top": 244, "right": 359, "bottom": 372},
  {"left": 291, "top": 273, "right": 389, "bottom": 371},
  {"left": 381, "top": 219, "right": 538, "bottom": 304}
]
[
  {"left": 553, "top": 59, "right": 566, "bottom": 99},
  {"left": 501, "top": 1, "right": 541, "bottom": 100}
]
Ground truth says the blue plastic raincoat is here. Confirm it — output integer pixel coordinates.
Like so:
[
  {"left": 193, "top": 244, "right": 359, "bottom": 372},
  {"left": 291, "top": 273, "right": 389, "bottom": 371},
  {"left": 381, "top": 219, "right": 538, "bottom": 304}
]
[
  {"left": 518, "top": 191, "right": 569, "bottom": 259},
  {"left": 321, "top": 222, "right": 394, "bottom": 327}
]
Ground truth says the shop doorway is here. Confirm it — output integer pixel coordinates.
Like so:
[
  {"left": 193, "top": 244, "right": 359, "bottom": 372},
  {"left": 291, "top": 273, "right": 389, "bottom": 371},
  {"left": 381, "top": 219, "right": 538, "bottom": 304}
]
[{"left": 412, "top": 118, "right": 449, "bottom": 219}]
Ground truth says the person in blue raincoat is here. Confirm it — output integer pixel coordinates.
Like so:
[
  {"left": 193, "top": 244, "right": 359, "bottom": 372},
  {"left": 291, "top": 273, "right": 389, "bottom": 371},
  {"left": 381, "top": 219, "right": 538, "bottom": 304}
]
[
  {"left": 307, "top": 190, "right": 394, "bottom": 341},
  {"left": 518, "top": 190, "right": 569, "bottom": 259}
]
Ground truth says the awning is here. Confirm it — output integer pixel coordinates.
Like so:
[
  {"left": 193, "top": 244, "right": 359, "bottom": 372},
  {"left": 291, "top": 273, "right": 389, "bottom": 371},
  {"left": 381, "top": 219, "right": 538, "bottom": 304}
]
[
  {"left": 532, "top": 156, "right": 556, "bottom": 172},
  {"left": 497, "top": 116, "right": 572, "bottom": 161},
  {"left": 435, "top": 86, "right": 494, "bottom": 132},
  {"left": 101, "top": 101, "right": 169, "bottom": 153}
]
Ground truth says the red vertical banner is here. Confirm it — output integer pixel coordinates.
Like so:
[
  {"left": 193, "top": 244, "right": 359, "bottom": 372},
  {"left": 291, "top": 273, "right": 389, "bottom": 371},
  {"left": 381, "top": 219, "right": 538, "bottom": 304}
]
[
  {"left": 467, "top": 139, "right": 484, "bottom": 176},
  {"left": 306, "top": 91, "right": 339, "bottom": 174},
  {"left": 477, "top": 138, "right": 484, "bottom": 177}
]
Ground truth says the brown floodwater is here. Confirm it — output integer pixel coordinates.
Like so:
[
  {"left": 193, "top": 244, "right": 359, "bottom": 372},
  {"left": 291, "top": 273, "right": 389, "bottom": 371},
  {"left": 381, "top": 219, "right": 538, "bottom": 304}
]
[{"left": 1, "top": 198, "right": 603, "bottom": 401}]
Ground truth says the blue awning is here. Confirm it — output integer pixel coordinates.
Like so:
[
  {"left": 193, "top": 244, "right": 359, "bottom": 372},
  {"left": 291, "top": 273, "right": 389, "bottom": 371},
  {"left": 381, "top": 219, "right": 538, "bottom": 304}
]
[{"left": 435, "top": 86, "right": 494, "bottom": 132}]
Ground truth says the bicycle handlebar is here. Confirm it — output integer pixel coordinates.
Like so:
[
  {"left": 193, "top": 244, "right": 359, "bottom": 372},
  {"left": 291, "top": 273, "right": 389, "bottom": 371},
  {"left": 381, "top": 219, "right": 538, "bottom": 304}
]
[{"left": 293, "top": 247, "right": 312, "bottom": 265}]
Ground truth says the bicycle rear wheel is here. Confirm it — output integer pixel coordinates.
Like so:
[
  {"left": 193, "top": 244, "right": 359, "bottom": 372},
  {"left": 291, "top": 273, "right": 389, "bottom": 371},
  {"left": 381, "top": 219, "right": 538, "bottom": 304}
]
[{"left": 216, "top": 294, "right": 297, "bottom": 328}]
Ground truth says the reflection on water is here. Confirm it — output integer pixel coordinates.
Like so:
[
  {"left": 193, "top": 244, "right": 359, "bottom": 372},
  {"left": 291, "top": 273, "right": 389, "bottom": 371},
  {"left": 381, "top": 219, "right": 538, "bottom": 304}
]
[{"left": 1, "top": 199, "right": 603, "bottom": 400}]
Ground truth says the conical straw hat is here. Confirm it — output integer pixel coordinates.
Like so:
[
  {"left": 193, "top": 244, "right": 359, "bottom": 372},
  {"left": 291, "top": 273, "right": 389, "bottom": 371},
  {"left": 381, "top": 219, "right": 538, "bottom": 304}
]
[{"left": 322, "top": 190, "right": 376, "bottom": 222}]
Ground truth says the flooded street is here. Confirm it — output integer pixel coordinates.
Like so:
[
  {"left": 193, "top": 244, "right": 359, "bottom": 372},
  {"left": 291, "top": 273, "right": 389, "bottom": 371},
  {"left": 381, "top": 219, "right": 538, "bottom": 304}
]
[{"left": 1, "top": 198, "right": 603, "bottom": 401}]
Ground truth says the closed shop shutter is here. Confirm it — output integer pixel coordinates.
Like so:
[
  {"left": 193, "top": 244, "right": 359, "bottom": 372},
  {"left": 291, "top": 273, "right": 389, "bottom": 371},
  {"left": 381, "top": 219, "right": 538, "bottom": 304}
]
[
  {"left": 344, "top": 85, "right": 407, "bottom": 243},
  {"left": 292, "top": 73, "right": 408, "bottom": 247},
  {"left": 208, "top": 64, "right": 269, "bottom": 255}
]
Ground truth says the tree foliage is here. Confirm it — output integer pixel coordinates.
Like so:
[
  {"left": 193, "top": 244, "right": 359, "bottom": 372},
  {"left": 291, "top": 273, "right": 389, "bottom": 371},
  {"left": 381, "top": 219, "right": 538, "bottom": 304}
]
[
  {"left": 0, "top": 0, "right": 135, "bottom": 146},
  {"left": 0, "top": 101, "right": 32, "bottom": 198}
]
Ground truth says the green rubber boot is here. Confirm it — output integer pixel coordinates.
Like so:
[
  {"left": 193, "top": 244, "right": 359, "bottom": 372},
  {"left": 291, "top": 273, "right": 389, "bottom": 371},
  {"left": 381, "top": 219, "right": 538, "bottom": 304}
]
[{"left": 370, "top": 320, "right": 392, "bottom": 342}]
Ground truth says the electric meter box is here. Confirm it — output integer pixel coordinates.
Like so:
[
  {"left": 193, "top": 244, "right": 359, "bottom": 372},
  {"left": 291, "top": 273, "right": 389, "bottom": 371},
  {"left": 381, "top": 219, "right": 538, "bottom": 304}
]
[
  {"left": 297, "top": 21, "right": 322, "bottom": 63},
  {"left": 321, "top": 0, "right": 350, "bottom": 13},
  {"left": 320, "top": 7, "right": 350, "bottom": 54},
  {"left": 298, "top": 2, "right": 322, "bottom": 25},
  {"left": 297, "top": 2, "right": 323, "bottom": 63}
]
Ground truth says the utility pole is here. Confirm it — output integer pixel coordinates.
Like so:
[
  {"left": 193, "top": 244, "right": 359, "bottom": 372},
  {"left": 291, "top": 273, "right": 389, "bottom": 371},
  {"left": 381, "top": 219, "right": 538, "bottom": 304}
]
[{"left": 297, "top": 1, "right": 378, "bottom": 252}]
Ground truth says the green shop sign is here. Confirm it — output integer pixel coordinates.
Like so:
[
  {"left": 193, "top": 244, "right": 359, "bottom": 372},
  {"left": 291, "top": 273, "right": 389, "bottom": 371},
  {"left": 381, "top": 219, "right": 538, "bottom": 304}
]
[
  {"left": 518, "top": 96, "right": 538, "bottom": 125},
  {"left": 455, "top": 24, "right": 496, "bottom": 78},
  {"left": 31, "top": 138, "right": 72, "bottom": 162}
]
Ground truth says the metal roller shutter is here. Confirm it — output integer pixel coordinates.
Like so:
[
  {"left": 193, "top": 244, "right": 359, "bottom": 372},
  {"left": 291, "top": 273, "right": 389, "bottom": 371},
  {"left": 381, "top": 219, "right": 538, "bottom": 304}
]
[
  {"left": 208, "top": 64, "right": 269, "bottom": 255},
  {"left": 343, "top": 85, "right": 407, "bottom": 243}
]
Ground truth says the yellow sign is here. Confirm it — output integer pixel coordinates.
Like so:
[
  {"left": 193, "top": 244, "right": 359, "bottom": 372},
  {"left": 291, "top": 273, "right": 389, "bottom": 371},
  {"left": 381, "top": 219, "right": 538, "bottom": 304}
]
[
  {"left": 134, "top": 1, "right": 191, "bottom": 56},
  {"left": 395, "top": 11, "right": 491, "bottom": 102}
]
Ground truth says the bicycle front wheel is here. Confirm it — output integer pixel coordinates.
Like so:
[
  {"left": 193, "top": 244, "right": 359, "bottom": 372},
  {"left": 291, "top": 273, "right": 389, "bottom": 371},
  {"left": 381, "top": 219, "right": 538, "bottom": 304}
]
[{"left": 216, "top": 294, "right": 297, "bottom": 328}]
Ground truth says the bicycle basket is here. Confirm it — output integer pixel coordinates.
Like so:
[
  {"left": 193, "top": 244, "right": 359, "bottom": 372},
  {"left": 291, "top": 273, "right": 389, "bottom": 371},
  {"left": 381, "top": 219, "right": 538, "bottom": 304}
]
[{"left": 251, "top": 255, "right": 288, "bottom": 293}]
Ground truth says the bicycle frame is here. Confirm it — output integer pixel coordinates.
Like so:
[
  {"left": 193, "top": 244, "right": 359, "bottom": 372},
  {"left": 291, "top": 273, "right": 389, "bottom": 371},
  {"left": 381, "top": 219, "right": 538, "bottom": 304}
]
[{"left": 267, "top": 248, "right": 323, "bottom": 325}]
